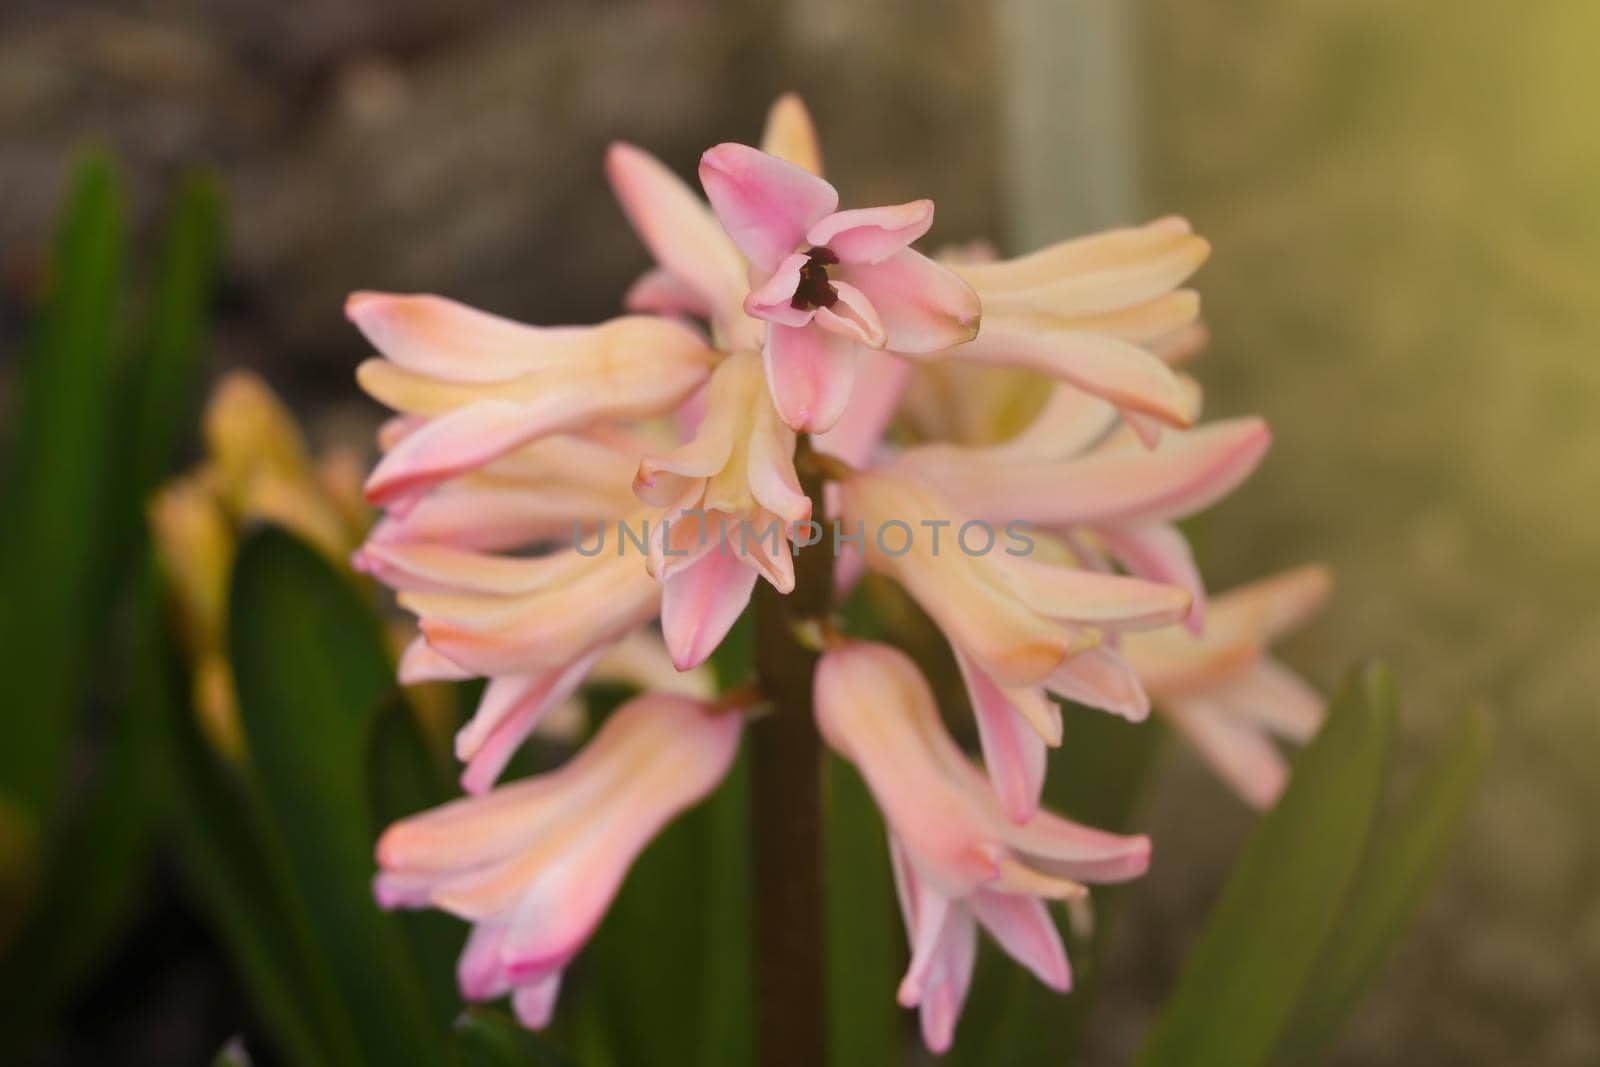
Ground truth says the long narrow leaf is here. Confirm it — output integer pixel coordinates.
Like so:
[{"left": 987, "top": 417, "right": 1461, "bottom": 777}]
[
  {"left": 1275, "top": 707, "right": 1490, "bottom": 1065},
  {"left": 229, "top": 526, "right": 443, "bottom": 1067},
  {"left": 0, "top": 152, "right": 124, "bottom": 816},
  {"left": 121, "top": 171, "right": 224, "bottom": 514},
  {"left": 1134, "top": 664, "right": 1398, "bottom": 1067},
  {"left": 823, "top": 753, "right": 900, "bottom": 1067}
]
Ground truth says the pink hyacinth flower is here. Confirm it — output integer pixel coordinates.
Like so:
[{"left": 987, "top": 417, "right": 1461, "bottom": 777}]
[
  {"left": 1123, "top": 564, "right": 1333, "bottom": 808},
  {"left": 892, "top": 407, "right": 1272, "bottom": 634},
  {"left": 943, "top": 216, "right": 1211, "bottom": 444},
  {"left": 633, "top": 351, "right": 810, "bottom": 670},
  {"left": 814, "top": 642, "right": 1150, "bottom": 1052},
  {"left": 837, "top": 469, "right": 1192, "bottom": 822},
  {"left": 698, "top": 142, "right": 980, "bottom": 433},
  {"left": 374, "top": 692, "right": 742, "bottom": 1028},
  {"left": 347, "top": 292, "right": 713, "bottom": 508}
]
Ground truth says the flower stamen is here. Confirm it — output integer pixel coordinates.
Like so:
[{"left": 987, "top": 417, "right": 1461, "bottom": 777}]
[{"left": 790, "top": 246, "right": 840, "bottom": 310}]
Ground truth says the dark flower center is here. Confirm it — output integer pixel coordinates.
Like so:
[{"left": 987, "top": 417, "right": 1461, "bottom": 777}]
[{"left": 790, "top": 246, "right": 840, "bottom": 311}]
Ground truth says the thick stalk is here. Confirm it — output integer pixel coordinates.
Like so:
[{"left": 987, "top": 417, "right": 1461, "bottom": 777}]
[{"left": 750, "top": 436, "right": 833, "bottom": 1067}]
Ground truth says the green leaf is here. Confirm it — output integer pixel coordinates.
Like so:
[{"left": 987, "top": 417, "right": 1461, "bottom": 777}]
[
  {"left": 1134, "top": 664, "right": 1398, "bottom": 1067},
  {"left": 162, "top": 644, "right": 334, "bottom": 1067},
  {"left": 0, "top": 151, "right": 124, "bottom": 816},
  {"left": 1275, "top": 707, "right": 1490, "bottom": 1066},
  {"left": 229, "top": 526, "right": 444, "bottom": 1067},
  {"left": 823, "top": 753, "right": 901, "bottom": 1067},
  {"left": 453, "top": 1007, "right": 577, "bottom": 1067},
  {"left": 120, "top": 171, "right": 224, "bottom": 512},
  {"left": 0, "top": 171, "right": 222, "bottom": 1038}
]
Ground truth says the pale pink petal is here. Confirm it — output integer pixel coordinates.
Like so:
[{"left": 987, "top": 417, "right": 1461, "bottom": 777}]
[
  {"left": 1002, "top": 813, "right": 1153, "bottom": 885},
  {"left": 1211, "top": 657, "right": 1325, "bottom": 743},
  {"left": 746, "top": 404, "right": 809, "bottom": 526},
  {"left": 661, "top": 546, "right": 760, "bottom": 670},
  {"left": 814, "top": 280, "right": 887, "bottom": 348},
  {"left": 897, "top": 876, "right": 956, "bottom": 1009},
  {"left": 955, "top": 321, "right": 1194, "bottom": 430},
  {"left": 759, "top": 92, "right": 823, "bottom": 175},
  {"left": 955, "top": 222, "right": 1210, "bottom": 316},
  {"left": 744, "top": 252, "right": 816, "bottom": 327},
  {"left": 414, "top": 567, "right": 660, "bottom": 677},
  {"left": 397, "top": 634, "right": 473, "bottom": 684},
  {"left": 897, "top": 417, "right": 1271, "bottom": 527},
  {"left": 1207, "top": 564, "right": 1334, "bottom": 647},
  {"left": 364, "top": 400, "right": 559, "bottom": 506},
  {"left": 807, "top": 201, "right": 934, "bottom": 265},
  {"left": 458, "top": 919, "right": 513, "bottom": 1000},
  {"left": 1046, "top": 646, "right": 1150, "bottom": 721},
  {"left": 995, "top": 556, "right": 1193, "bottom": 631},
  {"left": 623, "top": 267, "right": 710, "bottom": 319},
  {"left": 957, "top": 650, "right": 1048, "bottom": 824},
  {"left": 606, "top": 142, "right": 747, "bottom": 327},
  {"left": 841, "top": 248, "right": 980, "bottom": 354},
  {"left": 373, "top": 870, "right": 435, "bottom": 909},
  {"left": 1096, "top": 522, "right": 1207, "bottom": 634},
  {"left": 698, "top": 143, "right": 839, "bottom": 272},
  {"left": 511, "top": 973, "right": 564, "bottom": 1029},
  {"left": 369, "top": 486, "right": 620, "bottom": 553},
  {"left": 457, "top": 652, "right": 601, "bottom": 796},
  {"left": 917, "top": 906, "right": 977, "bottom": 1055},
  {"left": 346, "top": 292, "right": 555, "bottom": 382},
  {"left": 484, "top": 698, "right": 741, "bottom": 965},
  {"left": 971, "top": 890, "right": 1072, "bottom": 991},
  {"left": 358, "top": 540, "right": 595, "bottom": 597},
  {"left": 763, "top": 322, "right": 860, "bottom": 433},
  {"left": 1163, "top": 697, "right": 1289, "bottom": 810}
]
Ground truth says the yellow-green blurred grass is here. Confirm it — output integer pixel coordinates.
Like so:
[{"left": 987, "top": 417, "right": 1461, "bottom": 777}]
[{"left": 1146, "top": 2, "right": 1600, "bottom": 1061}]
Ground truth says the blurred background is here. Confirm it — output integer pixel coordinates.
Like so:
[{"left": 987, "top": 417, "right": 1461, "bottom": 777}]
[{"left": 1, "top": 0, "right": 1595, "bottom": 1063}]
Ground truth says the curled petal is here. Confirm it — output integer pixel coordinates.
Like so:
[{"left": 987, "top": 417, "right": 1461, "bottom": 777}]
[
  {"left": 457, "top": 652, "right": 602, "bottom": 795},
  {"left": 954, "top": 222, "right": 1210, "bottom": 316},
  {"left": 842, "top": 249, "right": 980, "bottom": 354},
  {"left": 397, "top": 634, "right": 473, "bottom": 684},
  {"left": 699, "top": 143, "right": 839, "bottom": 273},
  {"left": 897, "top": 417, "right": 1272, "bottom": 527},
  {"left": 1211, "top": 657, "right": 1326, "bottom": 744},
  {"left": 623, "top": 267, "right": 710, "bottom": 319},
  {"left": 954, "top": 322, "right": 1194, "bottom": 432},
  {"left": 511, "top": 974, "right": 564, "bottom": 1029},
  {"left": 661, "top": 545, "right": 760, "bottom": 670},
  {"left": 1046, "top": 646, "right": 1150, "bottom": 722},
  {"left": 815, "top": 280, "right": 887, "bottom": 348},
  {"left": 606, "top": 143, "right": 748, "bottom": 329},
  {"left": 1096, "top": 522, "right": 1207, "bottom": 635},
  {"left": 763, "top": 321, "right": 860, "bottom": 434},
  {"left": 971, "top": 890, "right": 1071, "bottom": 992},
  {"left": 1164, "top": 697, "right": 1290, "bottom": 810},
  {"left": 364, "top": 399, "right": 567, "bottom": 507},
  {"left": 957, "top": 650, "right": 1047, "bottom": 824},
  {"left": 411, "top": 560, "right": 660, "bottom": 677},
  {"left": 807, "top": 200, "right": 935, "bottom": 265},
  {"left": 744, "top": 253, "right": 817, "bottom": 327},
  {"left": 995, "top": 555, "right": 1193, "bottom": 631},
  {"left": 747, "top": 401, "right": 810, "bottom": 525}
]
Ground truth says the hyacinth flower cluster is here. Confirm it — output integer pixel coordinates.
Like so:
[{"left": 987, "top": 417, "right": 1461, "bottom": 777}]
[{"left": 350, "top": 95, "right": 1332, "bottom": 1051}]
